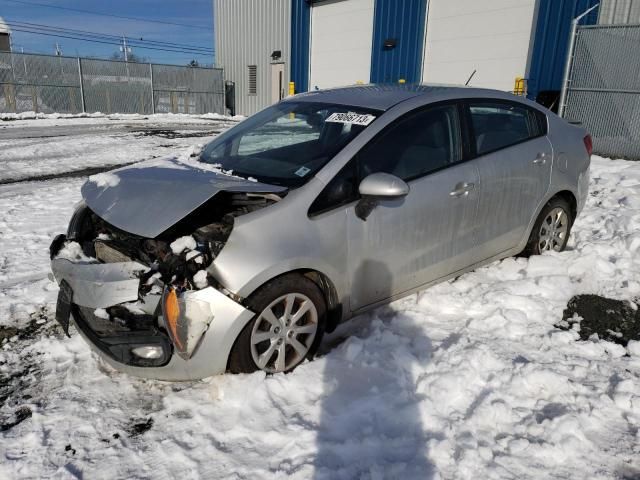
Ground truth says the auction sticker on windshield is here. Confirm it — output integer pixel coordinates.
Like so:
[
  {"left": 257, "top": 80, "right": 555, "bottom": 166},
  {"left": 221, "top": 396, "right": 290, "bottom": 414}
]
[
  {"left": 295, "top": 166, "right": 311, "bottom": 177},
  {"left": 326, "top": 112, "right": 376, "bottom": 126}
]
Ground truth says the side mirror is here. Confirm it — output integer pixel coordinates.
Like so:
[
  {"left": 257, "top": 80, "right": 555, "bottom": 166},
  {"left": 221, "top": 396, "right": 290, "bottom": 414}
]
[
  {"left": 355, "top": 173, "right": 409, "bottom": 221},
  {"left": 358, "top": 172, "right": 409, "bottom": 198}
]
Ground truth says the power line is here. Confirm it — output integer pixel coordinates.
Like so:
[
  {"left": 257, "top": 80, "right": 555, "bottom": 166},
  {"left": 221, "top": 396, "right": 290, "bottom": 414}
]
[
  {"left": 7, "top": 20, "right": 214, "bottom": 52},
  {"left": 7, "top": 28, "right": 215, "bottom": 56},
  {"left": 4, "top": 0, "right": 213, "bottom": 31},
  {"left": 5, "top": 20, "right": 215, "bottom": 54}
]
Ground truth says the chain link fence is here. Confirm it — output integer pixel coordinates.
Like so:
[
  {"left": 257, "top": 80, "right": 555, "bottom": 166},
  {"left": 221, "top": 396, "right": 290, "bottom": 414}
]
[
  {"left": 152, "top": 63, "right": 225, "bottom": 115},
  {"left": 0, "top": 51, "right": 225, "bottom": 116},
  {"left": 0, "top": 52, "right": 82, "bottom": 113},
  {"left": 563, "top": 24, "right": 640, "bottom": 159},
  {"left": 80, "top": 58, "right": 153, "bottom": 114}
]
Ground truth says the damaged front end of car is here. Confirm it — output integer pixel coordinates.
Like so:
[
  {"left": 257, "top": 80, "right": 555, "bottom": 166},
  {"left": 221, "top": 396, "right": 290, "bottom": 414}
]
[{"left": 49, "top": 162, "right": 285, "bottom": 379}]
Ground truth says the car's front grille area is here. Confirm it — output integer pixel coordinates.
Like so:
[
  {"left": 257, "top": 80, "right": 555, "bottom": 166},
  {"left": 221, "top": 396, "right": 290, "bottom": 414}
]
[
  {"left": 71, "top": 305, "right": 172, "bottom": 367},
  {"left": 75, "top": 305, "right": 155, "bottom": 337}
]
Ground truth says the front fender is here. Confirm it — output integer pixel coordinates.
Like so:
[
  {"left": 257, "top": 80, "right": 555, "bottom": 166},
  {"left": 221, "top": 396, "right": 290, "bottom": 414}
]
[
  {"left": 209, "top": 184, "right": 348, "bottom": 304},
  {"left": 214, "top": 255, "right": 346, "bottom": 304}
]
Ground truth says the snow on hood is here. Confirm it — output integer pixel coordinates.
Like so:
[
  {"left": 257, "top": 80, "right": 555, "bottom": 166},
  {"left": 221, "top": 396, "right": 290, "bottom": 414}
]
[
  {"left": 88, "top": 172, "right": 120, "bottom": 187},
  {"left": 81, "top": 157, "right": 286, "bottom": 238}
]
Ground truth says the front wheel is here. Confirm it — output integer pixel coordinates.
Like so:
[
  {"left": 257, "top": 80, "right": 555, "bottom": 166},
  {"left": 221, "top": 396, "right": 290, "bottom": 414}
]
[
  {"left": 523, "top": 197, "right": 574, "bottom": 255},
  {"left": 228, "top": 274, "right": 326, "bottom": 374}
]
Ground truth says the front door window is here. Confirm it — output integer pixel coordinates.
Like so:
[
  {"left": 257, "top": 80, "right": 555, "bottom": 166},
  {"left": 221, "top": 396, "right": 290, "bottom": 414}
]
[{"left": 356, "top": 104, "right": 462, "bottom": 181}]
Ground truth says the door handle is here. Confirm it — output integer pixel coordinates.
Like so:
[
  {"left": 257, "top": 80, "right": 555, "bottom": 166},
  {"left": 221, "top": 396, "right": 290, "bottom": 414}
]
[
  {"left": 449, "top": 182, "right": 475, "bottom": 197},
  {"left": 533, "top": 152, "right": 547, "bottom": 165}
]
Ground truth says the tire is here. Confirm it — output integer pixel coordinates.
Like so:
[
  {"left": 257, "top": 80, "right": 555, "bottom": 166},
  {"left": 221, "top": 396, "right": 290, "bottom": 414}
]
[
  {"left": 523, "top": 197, "right": 574, "bottom": 256},
  {"left": 228, "top": 274, "right": 326, "bottom": 374}
]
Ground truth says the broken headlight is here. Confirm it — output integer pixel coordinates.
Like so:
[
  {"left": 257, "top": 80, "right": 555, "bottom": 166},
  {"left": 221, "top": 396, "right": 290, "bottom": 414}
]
[{"left": 162, "top": 286, "right": 215, "bottom": 360}]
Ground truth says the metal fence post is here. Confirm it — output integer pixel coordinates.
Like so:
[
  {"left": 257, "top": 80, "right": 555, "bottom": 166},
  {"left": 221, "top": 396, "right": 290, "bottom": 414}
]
[
  {"left": 559, "top": 21, "right": 578, "bottom": 118},
  {"left": 31, "top": 86, "right": 38, "bottom": 113},
  {"left": 149, "top": 63, "right": 156, "bottom": 114},
  {"left": 559, "top": 3, "right": 600, "bottom": 118},
  {"left": 77, "top": 57, "right": 86, "bottom": 113}
]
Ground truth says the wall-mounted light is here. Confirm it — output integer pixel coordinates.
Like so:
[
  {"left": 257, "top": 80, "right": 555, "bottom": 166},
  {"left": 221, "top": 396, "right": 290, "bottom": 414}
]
[
  {"left": 383, "top": 38, "right": 397, "bottom": 50},
  {"left": 271, "top": 50, "right": 282, "bottom": 61}
]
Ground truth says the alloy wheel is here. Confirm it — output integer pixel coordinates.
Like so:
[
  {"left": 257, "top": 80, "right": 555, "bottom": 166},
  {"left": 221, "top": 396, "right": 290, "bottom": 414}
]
[
  {"left": 538, "top": 207, "right": 569, "bottom": 252},
  {"left": 250, "top": 293, "right": 318, "bottom": 373}
]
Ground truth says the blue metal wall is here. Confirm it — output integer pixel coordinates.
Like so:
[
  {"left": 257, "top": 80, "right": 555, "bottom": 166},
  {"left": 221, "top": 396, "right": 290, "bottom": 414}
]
[
  {"left": 290, "top": 0, "right": 311, "bottom": 93},
  {"left": 370, "top": 0, "right": 428, "bottom": 84},
  {"left": 527, "top": 0, "right": 599, "bottom": 101}
]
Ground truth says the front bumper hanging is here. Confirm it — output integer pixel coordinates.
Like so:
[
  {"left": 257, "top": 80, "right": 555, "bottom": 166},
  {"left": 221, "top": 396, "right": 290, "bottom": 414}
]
[
  {"left": 50, "top": 239, "right": 255, "bottom": 380},
  {"left": 51, "top": 257, "right": 149, "bottom": 309}
]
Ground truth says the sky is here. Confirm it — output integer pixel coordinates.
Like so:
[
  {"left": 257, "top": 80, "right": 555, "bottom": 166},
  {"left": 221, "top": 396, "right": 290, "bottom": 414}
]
[{"left": 1, "top": 0, "right": 215, "bottom": 66}]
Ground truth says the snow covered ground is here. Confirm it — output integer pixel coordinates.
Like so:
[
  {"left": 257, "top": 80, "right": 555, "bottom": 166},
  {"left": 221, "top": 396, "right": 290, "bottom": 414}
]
[
  {"left": 0, "top": 113, "right": 240, "bottom": 183},
  {"left": 0, "top": 115, "right": 639, "bottom": 480}
]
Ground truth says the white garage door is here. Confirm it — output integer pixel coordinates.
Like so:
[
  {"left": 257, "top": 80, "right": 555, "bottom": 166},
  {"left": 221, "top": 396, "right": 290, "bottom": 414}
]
[{"left": 309, "top": 0, "right": 374, "bottom": 90}]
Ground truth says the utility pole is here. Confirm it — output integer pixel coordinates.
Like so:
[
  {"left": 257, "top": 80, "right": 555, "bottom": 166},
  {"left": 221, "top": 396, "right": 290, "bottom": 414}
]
[
  {"left": 120, "top": 35, "right": 131, "bottom": 62},
  {"left": 56, "top": 42, "right": 64, "bottom": 75},
  {"left": 120, "top": 35, "right": 131, "bottom": 78}
]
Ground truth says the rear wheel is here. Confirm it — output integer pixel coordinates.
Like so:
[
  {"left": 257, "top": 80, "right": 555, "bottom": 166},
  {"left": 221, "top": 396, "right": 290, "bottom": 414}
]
[
  {"left": 523, "top": 197, "right": 574, "bottom": 255},
  {"left": 228, "top": 274, "right": 326, "bottom": 374}
]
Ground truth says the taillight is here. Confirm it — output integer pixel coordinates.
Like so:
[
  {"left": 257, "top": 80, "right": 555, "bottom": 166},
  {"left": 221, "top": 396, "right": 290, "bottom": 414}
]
[{"left": 583, "top": 134, "right": 593, "bottom": 156}]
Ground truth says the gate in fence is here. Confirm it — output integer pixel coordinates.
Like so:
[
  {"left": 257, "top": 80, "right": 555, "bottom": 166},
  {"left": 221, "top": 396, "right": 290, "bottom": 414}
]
[
  {"left": 561, "top": 24, "right": 640, "bottom": 159},
  {"left": 0, "top": 52, "right": 225, "bottom": 116}
]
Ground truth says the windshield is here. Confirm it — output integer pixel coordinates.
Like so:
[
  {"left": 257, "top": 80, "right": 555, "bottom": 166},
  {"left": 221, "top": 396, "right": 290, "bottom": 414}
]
[{"left": 199, "top": 101, "right": 380, "bottom": 187}]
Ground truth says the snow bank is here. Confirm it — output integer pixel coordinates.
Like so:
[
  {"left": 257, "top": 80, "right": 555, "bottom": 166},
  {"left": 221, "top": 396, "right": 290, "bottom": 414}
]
[
  {"left": 0, "top": 111, "right": 103, "bottom": 121},
  {"left": 0, "top": 111, "right": 243, "bottom": 122}
]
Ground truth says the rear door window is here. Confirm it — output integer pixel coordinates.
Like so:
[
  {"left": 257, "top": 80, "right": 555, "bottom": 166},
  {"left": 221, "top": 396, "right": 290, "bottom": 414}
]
[{"left": 468, "top": 101, "right": 547, "bottom": 156}]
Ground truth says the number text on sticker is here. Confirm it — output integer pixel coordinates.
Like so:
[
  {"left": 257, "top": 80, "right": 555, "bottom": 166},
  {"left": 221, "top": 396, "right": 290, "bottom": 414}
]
[{"left": 326, "top": 112, "right": 376, "bottom": 126}]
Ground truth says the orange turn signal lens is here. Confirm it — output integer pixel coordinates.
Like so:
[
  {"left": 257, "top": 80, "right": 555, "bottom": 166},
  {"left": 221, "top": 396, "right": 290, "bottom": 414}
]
[{"left": 163, "top": 288, "right": 183, "bottom": 350}]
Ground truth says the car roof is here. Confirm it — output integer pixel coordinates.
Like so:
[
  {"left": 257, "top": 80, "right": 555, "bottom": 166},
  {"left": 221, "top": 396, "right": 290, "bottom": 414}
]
[{"left": 287, "top": 84, "right": 520, "bottom": 111}]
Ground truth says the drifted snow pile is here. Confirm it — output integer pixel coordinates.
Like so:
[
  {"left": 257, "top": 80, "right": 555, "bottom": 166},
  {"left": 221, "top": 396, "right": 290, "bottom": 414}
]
[{"left": 0, "top": 155, "right": 639, "bottom": 479}]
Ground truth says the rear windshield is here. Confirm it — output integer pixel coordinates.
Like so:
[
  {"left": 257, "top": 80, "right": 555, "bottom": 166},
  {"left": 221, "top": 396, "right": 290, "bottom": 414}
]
[{"left": 199, "top": 101, "right": 380, "bottom": 187}]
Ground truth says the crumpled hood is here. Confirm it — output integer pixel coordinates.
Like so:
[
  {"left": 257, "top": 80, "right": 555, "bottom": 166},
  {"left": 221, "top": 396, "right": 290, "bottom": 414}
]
[{"left": 81, "top": 158, "right": 286, "bottom": 238}]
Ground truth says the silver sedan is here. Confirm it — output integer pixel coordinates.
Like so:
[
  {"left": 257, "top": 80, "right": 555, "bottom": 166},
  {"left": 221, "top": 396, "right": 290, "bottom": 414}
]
[{"left": 50, "top": 85, "right": 591, "bottom": 380}]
